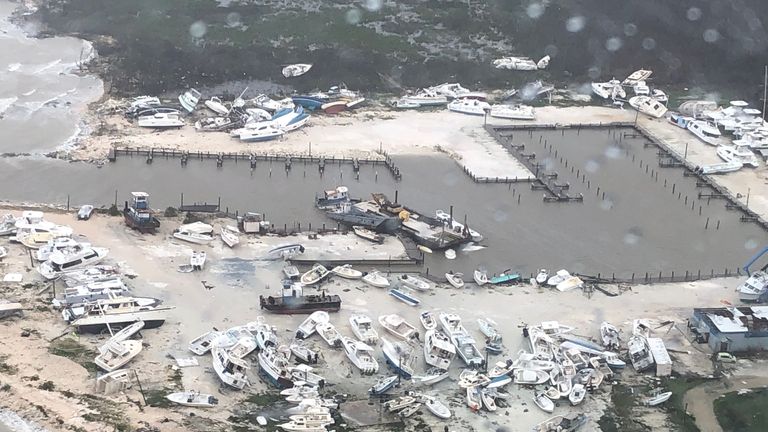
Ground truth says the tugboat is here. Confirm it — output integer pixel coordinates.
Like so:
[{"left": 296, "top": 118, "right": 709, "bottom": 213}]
[
  {"left": 260, "top": 283, "right": 341, "bottom": 314},
  {"left": 123, "top": 192, "right": 160, "bottom": 234},
  {"left": 315, "top": 186, "right": 357, "bottom": 210},
  {"left": 324, "top": 200, "right": 401, "bottom": 233}
]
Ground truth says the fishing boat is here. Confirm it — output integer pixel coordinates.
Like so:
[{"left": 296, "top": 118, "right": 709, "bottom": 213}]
[
  {"left": 439, "top": 313, "right": 484, "bottom": 367},
  {"left": 369, "top": 375, "right": 399, "bottom": 395},
  {"left": 447, "top": 98, "right": 491, "bottom": 116},
  {"left": 300, "top": 264, "right": 331, "bottom": 286},
  {"left": 533, "top": 393, "right": 554, "bottom": 413},
  {"left": 94, "top": 340, "right": 143, "bottom": 372},
  {"left": 178, "top": 88, "right": 201, "bottom": 112},
  {"left": 77, "top": 205, "right": 94, "bottom": 220},
  {"left": 362, "top": 270, "right": 389, "bottom": 288},
  {"left": 349, "top": 314, "right": 379, "bottom": 344},
  {"left": 569, "top": 383, "right": 586, "bottom": 405},
  {"left": 36, "top": 237, "right": 91, "bottom": 262},
  {"left": 419, "top": 311, "right": 437, "bottom": 331},
  {"left": 341, "top": 337, "right": 379, "bottom": 374},
  {"left": 473, "top": 269, "right": 488, "bottom": 286},
  {"left": 644, "top": 390, "right": 672, "bottom": 406},
  {"left": 316, "top": 322, "right": 342, "bottom": 347},
  {"left": 189, "top": 330, "right": 222, "bottom": 355},
  {"left": 489, "top": 104, "right": 535, "bottom": 120},
  {"left": 137, "top": 112, "right": 185, "bottom": 128},
  {"left": 481, "top": 389, "right": 497, "bottom": 411},
  {"left": 466, "top": 387, "right": 482, "bottom": 411},
  {"left": 166, "top": 391, "right": 219, "bottom": 408},
  {"left": 422, "top": 395, "right": 451, "bottom": 419},
  {"left": 378, "top": 314, "right": 418, "bottom": 340},
  {"left": 38, "top": 246, "right": 109, "bottom": 280},
  {"left": 220, "top": 226, "right": 240, "bottom": 248},
  {"left": 600, "top": 322, "right": 621, "bottom": 350},
  {"left": 296, "top": 311, "right": 330, "bottom": 339},
  {"left": 411, "top": 368, "right": 450, "bottom": 386},
  {"left": 628, "top": 335, "right": 654, "bottom": 372},
  {"left": 629, "top": 95, "right": 668, "bottom": 118},
  {"left": 445, "top": 271, "right": 464, "bottom": 288},
  {"left": 399, "top": 274, "right": 431, "bottom": 291},
  {"left": 351, "top": 225, "right": 383, "bottom": 243},
  {"left": 331, "top": 264, "right": 362, "bottom": 279},
  {"left": 697, "top": 161, "right": 743, "bottom": 175},
  {"left": 212, "top": 348, "right": 250, "bottom": 389},
  {"left": 388, "top": 288, "right": 421, "bottom": 306},
  {"left": 423, "top": 330, "right": 456, "bottom": 370},
  {"left": 258, "top": 347, "right": 295, "bottom": 389},
  {"left": 490, "top": 271, "right": 520, "bottom": 285},
  {"left": 282, "top": 63, "right": 313, "bottom": 78},
  {"left": 173, "top": 222, "right": 215, "bottom": 245},
  {"left": 381, "top": 337, "right": 415, "bottom": 379},
  {"left": 289, "top": 342, "right": 317, "bottom": 364},
  {"left": 535, "top": 269, "right": 549, "bottom": 284},
  {"left": 513, "top": 369, "right": 549, "bottom": 385},
  {"left": 717, "top": 143, "right": 760, "bottom": 167},
  {"left": 123, "top": 192, "right": 160, "bottom": 234}
]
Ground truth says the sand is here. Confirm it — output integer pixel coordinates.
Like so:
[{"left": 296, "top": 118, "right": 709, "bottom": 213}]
[{"left": 0, "top": 206, "right": 750, "bottom": 431}]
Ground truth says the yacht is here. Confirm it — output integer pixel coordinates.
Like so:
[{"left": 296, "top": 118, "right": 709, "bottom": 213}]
[
  {"left": 447, "top": 99, "right": 491, "bottom": 116},
  {"left": 69, "top": 300, "right": 173, "bottom": 333},
  {"left": 439, "top": 313, "right": 484, "bottom": 367},
  {"left": 489, "top": 104, "right": 535, "bottom": 120},
  {"left": 687, "top": 119, "right": 722, "bottom": 146},
  {"left": 137, "top": 112, "right": 184, "bottom": 128},
  {"left": 423, "top": 329, "right": 456, "bottom": 370},
  {"left": 35, "top": 237, "right": 90, "bottom": 262},
  {"left": 172, "top": 222, "right": 215, "bottom": 245},
  {"left": 629, "top": 96, "right": 667, "bottom": 118},
  {"left": 401, "top": 90, "right": 448, "bottom": 106},
  {"left": 258, "top": 347, "right": 295, "bottom": 389},
  {"left": 237, "top": 124, "right": 284, "bottom": 142},
  {"left": 212, "top": 348, "right": 250, "bottom": 389},
  {"left": 716, "top": 143, "right": 760, "bottom": 168},
  {"left": 52, "top": 278, "right": 126, "bottom": 307},
  {"left": 737, "top": 271, "right": 768, "bottom": 302},
  {"left": 38, "top": 246, "right": 109, "bottom": 279}
]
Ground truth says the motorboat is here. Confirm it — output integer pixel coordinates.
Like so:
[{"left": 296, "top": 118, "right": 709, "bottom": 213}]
[
  {"left": 220, "top": 225, "right": 240, "bottom": 248},
  {"left": 493, "top": 56, "right": 538, "bottom": 71},
  {"left": 272, "top": 107, "right": 310, "bottom": 132},
  {"left": 435, "top": 209, "right": 483, "bottom": 241},
  {"left": 445, "top": 271, "right": 464, "bottom": 288},
  {"left": 341, "top": 337, "right": 378, "bottom": 374},
  {"left": 254, "top": 323, "right": 278, "bottom": 352},
  {"left": 283, "top": 265, "right": 300, "bottom": 280},
  {"left": 447, "top": 99, "right": 491, "bottom": 116},
  {"left": 422, "top": 395, "right": 451, "bottom": 419},
  {"left": 68, "top": 298, "right": 171, "bottom": 333},
  {"left": 316, "top": 322, "right": 342, "bottom": 347},
  {"left": 291, "top": 94, "right": 328, "bottom": 110},
  {"left": 190, "top": 251, "right": 206, "bottom": 270},
  {"left": 569, "top": 383, "right": 586, "bottom": 405},
  {"left": 439, "top": 313, "right": 484, "bottom": 367},
  {"left": 533, "top": 414, "right": 589, "bottom": 432},
  {"left": 265, "top": 243, "right": 305, "bottom": 260},
  {"left": 77, "top": 205, "right": 94, "bottom": 220},
  {"left": 536, "top": 55, "right": 551, "bottom": 69},
  {"left": 138, "top": 112, "right": 185, "bottom": 128},
  {"left": 349, "top": 314, "right": 379, "bottom": 344},
  {"left": 489, "top": 104, "right": 535, "bottom": 120},
  {"left": 427, "top": 82, "right": 473, "bottom": 98},
  {"left": 204, "top": 97, "right": 229, "bottom": 115},
  {"left": 388, "top": 288, "right": 421, "bottom": 306},
  {"left": 411, "top": 367, "right": 450, "bottom": 386},
  {"left": 489, "top": 271, "right": 520, "bottom": 285},
  {"left": 166, "top": 391, "right": 219, "bottom": 408},
  {"left": 629, "top": 95, "right": 668, "bottom": 118},
  {"left": 189, "top": 330, "right": 222, "bottom": 355},
  {"left": 444, "top": 249, "right": 456, "bottom": 259},
  {"left": 52, "top": 279, "right": 128, "bottom": 308},
  {"left": 687, "top": 119, "right": 722, "bottom": 145},
  {"left": 101, "top": 320, "right": 145, "bottom": 347},
  {"left": 369, "top": 375, "right": 399, "bottom": 395},
  {"left": 466, "top": 387, "right": 482, "bottom": 411},
  {"left": 486, "top": 374, "right": 511, "bottom": 389},
  {"left": 400, "top": 90, "right": 448, "bottom": 106},
  {"left": 212, "top": 348, "right": 250, "bottom": 389},
  {"left": 60, "top": 265, "right": 120, "bottom": 286},
  {"left": 251, "top": 94, "right": 294, "bottom": 112},
  {"left": 300, "top": 264, "right": 330, "bottom": 286},
  {"left": 716, "top": 143, "right": 760, "bottom": 168},
  {"left": 296, "top": 311, "right": 329, "bottom": 339},
  {"left": 473, "top": 269, "right": 488, "bottom": 286},
  {"left": 644, "top": 390, "right": 672, "bottom": 406},
  {"left": 697, "top": 161, "right": 743, "bottom": 175},
  {"left": 238, "top": 124, "right": 284, "bottom": 142},
  {"left": 529, "top": 329, "right": 555, "bottom": 360},
  {"left": 481, "top": 389, "right": 497, "bottom": 412},
  {"left": 178, "top": 88, "right": 201, "bottom": 112},
  {"left": 547, "top": 269, "right": 571, "bottom": 286},
  {"left": 419, "top": 311, "right": 437, "bottom": 330},
  {"left": 331, "top": 264, "right": 362, "bottom": 279},
  {"left": 628, "top": 335, "right": 654, "bottom": 372},
  {"left": 172, "top": 222, "right": 214, "bottom": 245},
  {"left": 38, "top": 246, "right": 109, "bottom": 279},
  {"left": 652, "top": 88, "right": 669, "bottom": 103},
  {"left": 282, "top": 63, "right": 313, "bottom": 78},
  {"left": 600, "top": 322, "right": 621, "bottom": 350},
  {"left": 195, "top": 116, "right": 240, "bottom": 132},
  {"left": 477, "top": 318, "right": 501, "bottom": 340},
  {"left": 321, "top": 100, "right": 347, "bottom": 114},
  {"left": 399, "top": 274, "right": 431, "bottom": 291},
  {"left": 738, "top": 271, "right": 768, "bottom": 302},
  {"left": 258, "top": 347, "right": 295, "bottom": 389},
  {"left": 392, "top": 99, "right": 421, "bottom": 109},
  {"left": 352, "top": 225, "right": 383, "bottom": 243},
  {"left": 512, "top": 351, "right": 556, "bottom": 371},
  {"left": 288, "top": 364, "right": 326, "bottom": 387},
  {"left": 535, "top": 269, "right": 549, "bottom": 284},
  {"left": 0, "top": 214, "right": 16, "bottom": 236},
  {"left": 378, "top": 314, "right": 418, "bottom": 340},
  {"left": 556, "top": 276, "right": 584, "bottom": 292},
  {"left": 385, "top": 395, "right": 418, "bottom": 413},
  {"left": 533, "top": 393, "right": 554, "bottom": 413},
  {"left": 623, "top": 69, "right": 653, "bottom": 86},
  {"left": 35, "top": 237, "right": 91, "bottom": 262},
  {"left": 315, "top": 186, "right": 352, "bottom": 210},
  {"left": 362, "top": 270, "right": 389, "bottom": 288},
  {"left": 381, "top": 337, "right": 415, "bottom": 379},
  {"left": 423, "top": 329, "right": 455, "bottom": 370},
  {"left": 289, "top": 342, "right": 317, "bottom": 364},
  {"left": 633, "top": 80, "right": 650, "bottom": 96},
  {"left": 95, "top": 340, "right": 142, "bottom": 372},
  {"left": 513, "top": 368, "right": 549, "bottom": 384}
]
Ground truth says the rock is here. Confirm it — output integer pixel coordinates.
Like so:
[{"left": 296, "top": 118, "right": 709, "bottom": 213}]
[{"left": 21, "top": 330, "right": 30, "bottom": 337}]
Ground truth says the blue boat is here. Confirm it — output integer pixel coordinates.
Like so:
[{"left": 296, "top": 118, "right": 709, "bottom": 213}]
[
  {"left": 123, "top": 192, "right": 160, "bottom": 233},
  {"left": 291, "top": 95, "right": 327, "bottom": 110},
  {"left": 388, "top": 288, "right": 420, "bottom": 306},
  {"left": 381, "top": 338, "right": 414, "bottom": 379},
  {"left": 490, "top": 271, "right": 520, "bottom": 285}
]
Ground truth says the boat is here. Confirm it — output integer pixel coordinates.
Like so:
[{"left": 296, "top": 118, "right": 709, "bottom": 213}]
[
  {"left": 324, "top": 200, "right": 402, "bottom": 233},
  {"left": 254, "top": 325, "right": 278, "bottom": 352},
  {"left": 654, "top": 88, "right": 669, "bottom": 102},
  {"left": 697, "top": 160, "right": 743, "bottom": 175},
  {"left": 411, "top": 367, "right": 450, "bottom": 386},
  {"left": 260, "top": 288, "right": 342, "bottom": 314},
  {"left": 417, "top": 245, "right": 433, "bottom": 254},
  {"left": 385, "top": 395, "right": 417, "bottom": 412},
  {"left": 331, "top": 264, "right": 362, "bottom": 279},
  {"left": 351, "top": 225, "right": 383, "bottom": 243},
  {"left": 282, "top": 63, "right": 313, "bottom": 78},
  {"left": 533, "top": 393, "right": 554, "bottom": 413},
  {"left": 477, "top": 318, "right": 501, "bottom": 340},
  {"left": 486, "top": 374, "right": 511, "bottom": 389},
  {"left": 399, "top": 274, "right": 431, "bottom": 291},
  {"left": 399, "top": 403, "right": 422, "bottom": 418},
  {"left": 189, "top": 331, "right": 221, "bottom": 355},
  {"left": 419, "top": 311, "right": 437, "bottom": 330},
  {"left": 291, "top": 95, "right": 327, "bottom": 110},
  {"left": 633, "top": 319, "right": 653, "bottom": 338},
  {"left": 316, "top": 322, "right": 342, "bottom": 347},
  {"left": 288, "top": 364, "right": 326, "bottom": 387},
  {"left": 474, "top": 269, "right": 489, "bottom": 286},
  {"left": 272, "top": 107, "right": 310, "bottom": 132},
  {"left": 445, "top": 272, "right": 464, "bottom": 288},
  {"left": 220, "top": 226, "right": 240, "bottom": 248},
  {"left": 422, "top": 395, "right": 450, "bottom": 419},
  {"left": 166, "top": 391, "right": 219, "bottom": 408},
  {"left": 315, "top": 186, "right": 352, "bottom": 210},
  {"left": 401, "top": 90, "right": 448, "bottom": 106},
  {"left": 458, "top": 371, "right": 489, "bottom": 390},
  {"left": 0, "top": 247, "right": 7, "bottom": 260},
  {"left": 535, "top": 269, "right": 549, "bottom": 284},
  {"left": 623, "top": 69, "right": 653, "bottom": 85},
  {"left": 738, "top": 271, "right": 768, "bottom": 302},
  {"left": 173, "top": 222, "right": 214, "bottom": 245},
  {"left": 532, "top": 413, "right": 589, "bottom": 432},
  {"left": 423, "top": 330, "right": 456, "bottom": 370},
  {"left": 512, "top": 351, "right": 556, "bottom": 371},
  {"left": 321, "top": 100, "right": 347, "bottom": 114},
  {"left": 466, "top": 387, "right": 482, "bottom": 411},
  {"left": 137, "top": 112, "right": 185, "bottom": 128},
  {"left": 265, "top": 244, "right": 305, "bottom": 259},
  {"left": 204, "top": 97, "right": 229, "bottom": 115},
  {"left": 258, "top": 347, "right": 295, "bottom": 389},
  {"left": 489, "top": 271, "right": 520, "bottom": 285},
  {"left": 547, "top": 269, "right": 570, "bottom": 285},
  {"left": 345, "top": 97, "right": 366, "bottom": 109},
  {"left": 68, "top": 298, "right": 171, "bottom": 333},
  {"left": 569, "top": 383, "right": 586, "bottom": 405},
  {"left": 296, "top": 311, "right": 330, "bottom": 339},
  {"left": 369, "top": 375, "right": 399, "bottom": 395},
  {"left": 600, "top": 322, "right": 621, "bottom": 350},
  {"left": 434, "top": 209, "right": 483, "bottom": 242},
  {"left": 60, "top": 266, "right": 120, "bottom": 286},
  {"left": 123, "top": 192, "right": 160, "bottom": 233},
  {"left": 629, "top": 95, "right": 668, "bottom": 118},
  {"left": 349, "top": 314, "right": 379, "bottom": 344},
  {"left": 212, "top": 348, "right": 250, "bottom": 389},
  {"left": 38, "top": 246, "right": 109, "bottom": 280},
  {"left": 391, "top": 99, "right": 421, "bottom": 109},
  {"left": 102, "top": 320, "right": 145, "bottom": 347},
  {"left": 300, "top": 264, "right": 331, "bottom": 286},
  {"left": 717, "top": 143, "right": 760, "bottom": 167},
  {"left": 644, "top": 391, "right": 672, "bottom": 406},
  {"left": 378, "top": 314, "right": 418, "bottom": 340},
  {"left": 77, "top": 205, "right": 94, "bottom": 220},
  {"left": 556, "top": 276, "right": 584, "bottom": 292},
  {"left": 513, "top": 369, "right": 549, "bottom": 385},
  {"left": 251, "top": 94, "right": 293, "bottom": 112},
  {"left": 687, "top": 119, "right": 722, "bottom": 145},
  {"left": 439, "top": 313, "right": 484, "bottom": 367},
  {"left": 447, "top": 98, "right": 491, "bottom": 116},
  {"left": 289, "top": 342, "right": 318, "bottom": 364},
  {"left": 36, "top": 237, "right": 91, "bottom": 262},
  {"left": 190, "top": 251, "right": 206, "bottom": 270},
  {"left": 544, "top": 386, "right": 561, "bottom": 400},
  {"left": 341, "top": 337, "right": 379, "bottom": 374},
  {"left": 388, "top": 288, "right": 420, "bottom": 306},
  {"left": 362, "top": 270, "right": 389, "bottom": 288},
  {"left": 490, "top": 104, "right": 535, "bottom": 120},
  {"left": 0, "top": 214, "right": 16, "bottom": 236},
  {"left": 633, "top": 80, "right": 650, "bottom": 96},
  {"left": 628, "top": 335, "right": 655, "bottom": 372},
  {"left": 238, "top": 124, "right": 284, "bottom": 142},
  {"left": 283, "top": 265, "right": 300, "bottom": 280},
  {"left": 537, "top": 55, "right": 551, "bottom": 69},
  {"left": 94, "top": 340, "right": 143, "bottom": 372},
  {"left": 381, "top": 337, "right": 415, "bottom": 379},
  {"left": 178, "top": 88, "right": 201, "bottom": 112},
  {"left": 493, "top": 56, "right": 538, "bottom": 71},
  {"left": 481, "top": 390, "right": 497, "bottom": 411}
]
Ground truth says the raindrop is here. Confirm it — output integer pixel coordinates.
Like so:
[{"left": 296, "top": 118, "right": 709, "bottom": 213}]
[
  {"left": 189, "top": 20, "right": 207, "bottom": 38},
  {"left": 642, "top": 37, "right": 656, "bottom": 50},
  {"left": 587, "top": 66, "right": 601, "bottom": 80},
  {"left": 605, "top": 146, "right": 622, "bottom": 159},
  {"left": 362, "top": 0, "right": 383, "bottom": 12},
  {"left": 345, "top": 8, "right": 362, "bottom": 25},
  {"left": 585, "top": 160, "right": 600, "bottom": 173},
  {"left": 686, "top": 7, "right": 702, "bottom": 21},
  {"left": 623, "top": 231, "right": 640, "bottom": 245},
  {"left": 623, "top": 23, "right": 638, "bottom": 37},
  {"left": 599, "top": 198, "right": 614, "bottom": 211},
  {"left": 541, "top": 158, "right": 556, "bottom": 171},
  {"left": 226, "top": 12, "right": 242, "bottom": 27},
  {"left": 605, "top": 37, "right": 622, "bottom": 52},
  {"left": 745, "top": 239, "right": 759, "bottom": 250},
  {"left": 544, "top": 44, "right": 559, "bottom": 58},
  {"left": 526, "top": 3, "right": 545, "bottom": 19},
  {"left": 442, "top": 173, "right": 458, "bottom": 187},
  {"left": 703, "top": 29, "right": 720, "bottom": 43},
  {"left": 566, "top": 16, "right": 585, "bottom": 33},
  {"left": 493, "top": 210, "right": 509, "bottom": 223}
]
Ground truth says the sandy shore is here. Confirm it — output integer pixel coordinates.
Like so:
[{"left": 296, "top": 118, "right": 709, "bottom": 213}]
[{"left": 0, "top": 207, "right": 756, "bottom": 431}]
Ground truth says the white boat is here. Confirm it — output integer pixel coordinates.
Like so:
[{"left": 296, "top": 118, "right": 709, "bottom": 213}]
[
  {"left": 204, "top": 97, "right": 229, "bottom": 115},
  {"left": 296, "top": 311, "right": 329, "bottom": 339},
  {"left": 381, "top": 337, "right": 416, "bottom": 378},
  {"left": 331, "top": 264, "right": 362, "bottom": 279},
  {"left": 137, "top": 112, "right": 185, "bottom": 128},
  {"left": 289, "top": 342, "right": 317, "bottom": 364},
  {"left": 385, "top": 395, "right": 417, "bottom": 412},
  {"left": 493, "top": 56, "right": 538, "bottom": 71},
  {"left": 103, "top": 320, "right": 145, "bottom": 348},
  {"left": 512, "top": 351, "right": 556, "bottom": 371},
  {"left": 300, "top": 264, "right": 330, "bottom": 286},
  {"left": 490, "top": 104, "right": 535, "bottom": 120},
  {"left": 38, "top": 246, "right": 109, "bottom": 280},
  {"left": 439, "top": 313, "right": 484, "bottom": 367},
  {"left": 251, "top": 94, "right": 294, "bottom": 111},
  {"left": 362, "top": 270, "right": 389, "bottom": 288},
  {"left": 220, "top": 226, "right": 240, "bottom": 248},
  {"left": 569, "top": 383, "right": 586, "bottom": 405},
  {"left": 316, "top": 322, "right": 342, "bottom": 347},
  {"left": 533, "top": 393, "right": 554, "bottom": 413},
  {"left": 0, "top": 246, "right": 7, "bottom": 259},
  {"left": 190, "top": 251, "right": 206, "bottom": 270},
  {"left": 189, "top": 330, "right": 222, "bottom": 355},
  {"left": 419, "top": 311, "right": 437, "bottom": 331},
  {"left": 411, "top": 368, "right": 450, "bottom": 386},
  {"left": 466, "top": 387, "right": 482, "bottom": 411},
  {"left": 477, "top": 318, "right": 500, "bottom": 339},
  {"left": 77, "top": 205, "right": 94, "bottom": 220},
  {"left": 623, "top": 69, "right": 653, "bottom": 85},
  {"left": 401, "top": 90, "right": 448, "bottom": 106},
  {"left": 547, "top": 269, "right": 571, "bottom": 286},
  {"left": 352, "top": 225, "right": 383, "bottom": 243},
  {"left": 66, "top": 295, "right": 165, "bottom": 322},
  {"left": 447, "top": 98, "right": 491, "bottom": 116},
  {"left": 536, "top": 55, "right": 551, "bottom": 69},
  {"left": 283, "top": 265, "right": 300, "bottom": 280},
  {"left": 166, "top": 391, "right": 219, "bottom": 408},
  {"left": 258, "top": 347, "right": 295, "bottom": 388},
  {"left": 178, "top": 88, "right": 201, "bottom": 112},
  {"left": 391, "top": 99, "right": 421, "bottom": 109},
  {"left": 378, "top": 314, "right": 418, "bottom": 340},
  {"left": 738, "top": 271, "right": 768, "bottom": 302},
  {"left": 556, "top": 276, "right": 584, "bottom": 292},
  {"left": 512, "top": 368, "right": 549, "bottom": 384},
  {"left": 94, "top": 340, "right": 143, "bottom": 372},
  {"left": 444, "top": 249, "right": 456, "bottom": 259},
  {"left": 535, "top": 269, "right": 549, "bottom": 284},
  {"left": 717, "top": 143, "right": 760, "bottom": 168},
  {"left": 36, "top": 237, "right": 91, "bottom": 262},
  {"left": 644, "top": 391, "right": 672, "bottom": 406},
  {"left": 388, "top": 288, "right": 420, "bottom": 306},
  {"left": 629, "top": 95, "right": 668, "bottom": 118},
  {"left": 473, "top": 269, "right": 488, "bottom": 286},
  {"left": 628, "top": 335, "right": 654, "bottom": 372},
  {"left": 173, "top": 222, "right": 215, "bottom": 245},
  {"left": 254, "top": 324, "right": 277, "bottom": 352},
  {"left": 238, "top": 124, "right": 284, "bottom": 142},
  {"left": 341, "top": 337, "right": 378, "bottom": 374},
  {"left": 399, "top": 274, "right": 431, "bottom": 291},
  {"left": 481, "top": 389, "right": 497, "bottom": 412},
  {"left": 423, "top": 329, "right": 455, "bottom": 370},
  {"left": 632, "top": 319, "right": 653, "bottom": 338},
  {"left": 600, "top": 322, "right": 621, "bottom": 350},
  {"left": 282, "top": 63, "right": 313, "bottom": 78},
  {"left": 688, "top": 119, "right": 722, "bottom": 145},
  {"left": 369, "top": 375, "right": 399, "bottom": 395},
  {"left": 486, "top": 374, "right": 511, "bottom": 389},
  {"left": 212, "top": 348, "right": 250, "bottom": 389},
  {"left": 633, "top": 80, "right": 650, "bottom": 96},
  {"left": 422, "top": 395, "right": 450, "bottom": 419},
  {"left": 697, "top": 161, "right": 743, "bottom": 175},
  {"left": 349, "top": 314, "right": 379, "bottom": 345},
  {"left": 435, "top": 209, "right": 483, "bottom": 242},
  {"left": 445, "top": 272, "right": 464, "bottom": 288},
  {"left": 0, "top": 214, "right": 16, "bottom": 236},
  {"left": 288, "top": 364, "right": 326, "bottom": 388}
]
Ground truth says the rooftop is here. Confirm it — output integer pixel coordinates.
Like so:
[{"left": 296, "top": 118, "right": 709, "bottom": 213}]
[{"left": 695, "top": 306, "right": 768, "bottom": 334}]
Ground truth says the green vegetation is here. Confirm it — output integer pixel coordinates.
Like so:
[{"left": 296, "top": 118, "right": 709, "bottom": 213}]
[
  {"left": 48, "top": 337, "right": 100, "bottom": 373},
  {"left": 0, "top": 355, "right": 18, "bottom": 375},
  {"left": 597, "top": 383, "right": 651, "bottom": 432},
  {"left": 78, "top": 393, "right": 131, "bottom": 431},
  {"left": 38, "top": 380, "right": 56, "bottom": 391},
  {"left": 108, "top": 204, "right": 121, "bottom": 216},
  {"left": 244, "top": 391, "right": 281, "bottom": 407},
  {"left": 163, "top": 206, "right": 178, "bottom": 217},
  {"left": 714, "top": 388, "right": 768, "bottom": 432},
  {"left": 663, "top": 376, "right": 708, "bottom": 432}
]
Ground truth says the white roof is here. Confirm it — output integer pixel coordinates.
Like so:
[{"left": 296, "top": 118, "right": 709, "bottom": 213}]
[
  {"left": 706, "top": 313, "right": 747, "bottom": 333},
  {"left": 130, "top": 192, "right": 149, "bottom": 197},
  {"left": 749, "top": 306, "right": 768, "bottom": 320},
  {"left": 646, "top": 337, "right": 671, "bottom": 365}
]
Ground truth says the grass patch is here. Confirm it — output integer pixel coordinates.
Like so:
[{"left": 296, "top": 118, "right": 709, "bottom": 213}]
[
  {"left": 0, "top": 355, "right": 18, "bottom": 375},
  {"left": 48, "top": 338, "right": 100, "bottom": 373},
  {"left": 144, "top": 388, "right": 174, "bottom": 408},
  {"left": 597, "top": 383, "right": 651, "bottom": 432},
  {"left": 38, "top": 380, "right": 55, "bottom": 391},
  {"left": 244, "top": 391, "right": 281, "bottom": 407},
  {"left": 713, "top": 388, "right": 768, "bottom": 432},
  {"left": 662, "top": 375, "right": 708, "bottom": 432},
  {"left": 78, "top": 393, "right": 131, "bottom": 431}
]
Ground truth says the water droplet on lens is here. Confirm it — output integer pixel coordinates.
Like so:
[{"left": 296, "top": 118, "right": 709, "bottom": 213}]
[
  {"left": 189, "top": 21, "right": 207, "bottom": 38},
  {"left": 527, "top": 3, "right": 545, "bottom": 19},
  {"left": 686, "top": 7, "right": 702, "bottom": 21},
  {"left": 745, "top": 239, "right": 758, "bottom": 250},
  {"left": 585, "top": 160, "right": 599, "bottom": 173},
  {"left": 588, "top": 67, "right": 601, "bottom": 79},
  {"left": 642, "top": 37, "right": 656, "bottom": 50},
  {"left": 493, "top": 210, "right": 508, "bottom": 223},
  {"left": 566, "top": 16, "right": 585, "bottom": 33},
  {"left": 623, "top": 23, "right": 637, "bottom": 37},
  {"left": 605, "top": 146, "right": 622, "bottom": 159},
  {"left": 362, "top": 0, "right": 383, "bottom": 12},
  {"left": 605, "top": 37, "right": 622, "bottom": 52},
  {"left": 703, "top": 29, "right": 720, "bottom": 43},
  {"left": 226, "top": 12, "right": 242, "bottom": 27},
  {"left": 345, "top": 8, "right": 362, "bottom": 25}
]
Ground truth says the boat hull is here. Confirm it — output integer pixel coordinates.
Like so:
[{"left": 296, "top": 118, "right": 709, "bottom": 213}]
[
  {"left": 76, "top": 318, "right": 166, "bottom": 334},
  {"left": 260, "top": 295, "right": 341, "bottom": 314}
]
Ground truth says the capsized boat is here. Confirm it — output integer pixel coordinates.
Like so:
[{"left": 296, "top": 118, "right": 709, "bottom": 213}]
[
  {"left": 349, "top": 314, "right": 379, "bottom": 344},
  {"left": 166, "top": 391, "right": 219, "bottom": 408},
  {"left": 388, "top": 288, "right": 420, "bottom": 306},
  {"left": 378, "top": 314, "right": 418, "bottom": 340}
]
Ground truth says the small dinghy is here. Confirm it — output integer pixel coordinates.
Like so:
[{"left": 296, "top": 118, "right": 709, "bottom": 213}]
[
  {"left": 399, "top": 274, "right": 431, "bottom": 291},
  {"left": 352, "top": 225, "right": 383, "bottom": 243},
  {"left": 547, "top": 269, "right": 571, "bottom": 286},
  {"left": 300, "top": 264, "right": 330, "bottom": 286},
  {"left": 166, "top": 391, "right": 219, "bottom": 408},
  {"left": 458, "top": 370, "right": 491, "bottom": 388},
  {"left": 378, "top": 314, "right": 418, "bottom": 340},
  {"left": 533, "top": 392, "right": 554, "bottom": 413},
  {"left": 220, "top": 226, "right": 240, "bottom": 248},
  {"left": 190, "top": 251, "right": 206, "bottom": 271},
  {"left": 644, "top": 390, "right": 672, "bottom": 406},
  {"left": 535, "top": 269, "right": 549, "bottom": 284},
  {"left": 362, "top": 270, "right": 389, "bottom": 288},
  {"left": 331, "top": 264, "right": 362, "bottom": 279},
  {"left": 481, "top": 389, "right": 497, "bottom": 412},
  {"left": 283, "top": 265, "right": 300, "bottom": 280},
  {"left": 389, "top": 288, "right": 420, "bottom": 306},
  {"left": 423, "top": 395, "right": 451, "bottom": 419},
  {"left": 369, "top": 375, "right": 399, "bottom": 395},
  {"left": 316, "top": 322, "right": 342, "bottom": 347},
  {"left": 419, "top": 311, "right": 437, "bottom": 330},
  {"left": 349, "top": 314, "right": 379, "bottom": 344},
  {"left": 289, "top": 342, "right": 318, "bottom": 364},
  {"left": 466, "top": 387, "right": 482, "bottom": 411},
  {"left": 473, "top": 269, "right": 488, "bottom": 286},
  {"left": 445, "top": 271, "right": 464, "bottom": 288},
  {"left": 296, "top": 311, "right": 329, "bottom": 339},
  {"left": 569, "top": 383, "right": 586, "bottom": 405}
]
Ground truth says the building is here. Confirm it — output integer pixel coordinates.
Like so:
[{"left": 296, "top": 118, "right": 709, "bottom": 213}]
[{"left": 690, "top": 306, "right": 768, "bottom": 353}]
